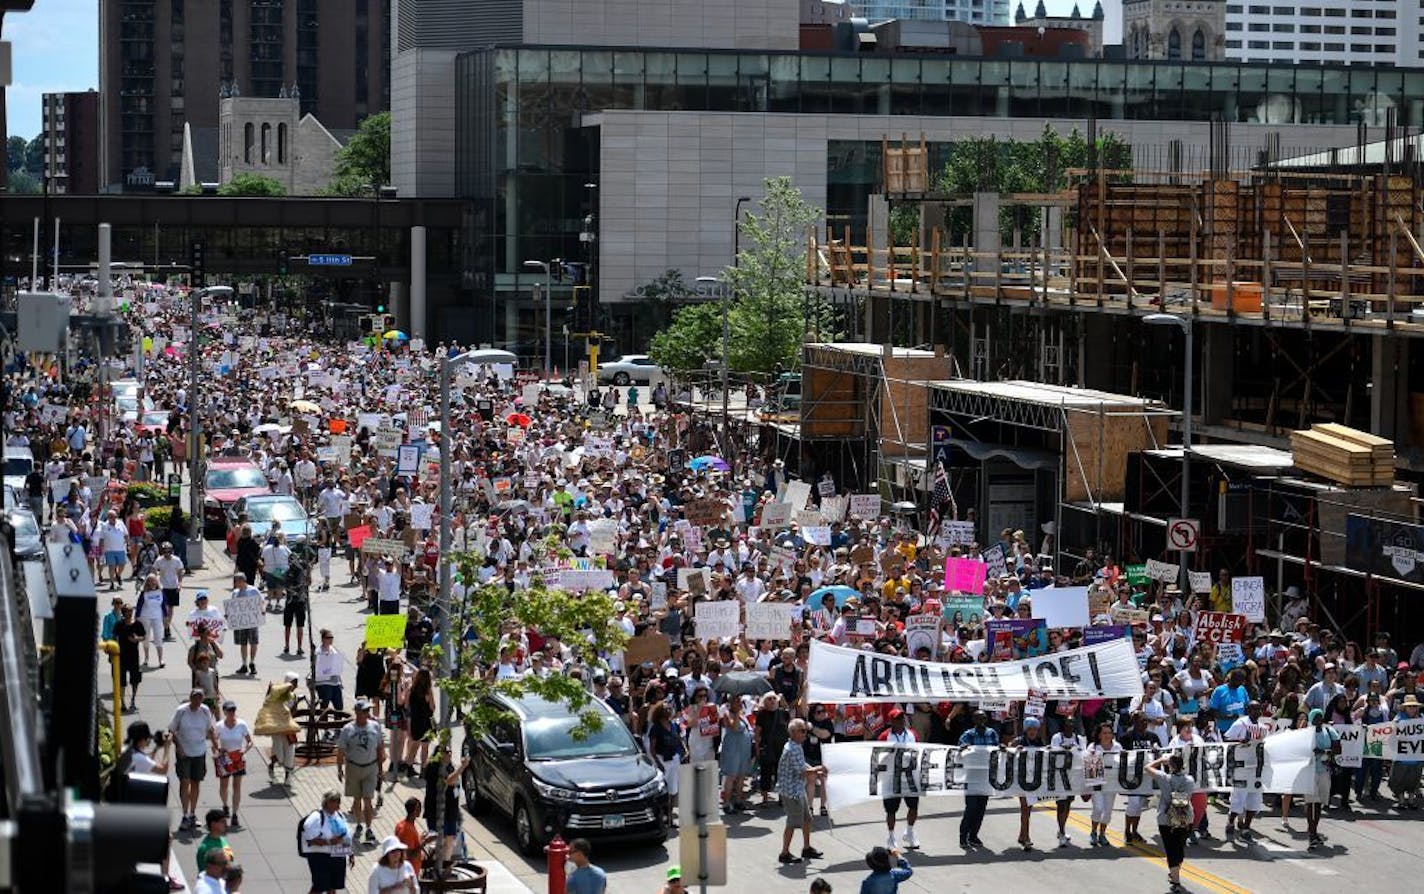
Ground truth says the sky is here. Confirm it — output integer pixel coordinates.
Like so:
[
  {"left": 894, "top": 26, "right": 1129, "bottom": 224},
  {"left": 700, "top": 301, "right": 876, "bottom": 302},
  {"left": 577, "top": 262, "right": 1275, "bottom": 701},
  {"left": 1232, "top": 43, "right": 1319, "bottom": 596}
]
[
  {"left": 5, "top": 0, "right": 95, "bottom": 142},
  {"left": 2, "top": 0, "right": 1120, "bottom": 143}
]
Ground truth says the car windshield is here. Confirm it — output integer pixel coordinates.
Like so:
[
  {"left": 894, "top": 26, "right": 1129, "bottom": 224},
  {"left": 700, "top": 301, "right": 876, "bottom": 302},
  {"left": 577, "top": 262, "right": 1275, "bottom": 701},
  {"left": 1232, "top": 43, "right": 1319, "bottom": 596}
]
[
  {"left": 3, "top": 457, "right": 32, "bottom": 477},
  {"left": 245, "top": 500, "right": 305, "bottom": 524},
  {"left": 207, "top": 468, "right": 268, "bottom": 489},
  {"left": 8, "top": 513, "right": 39, "bottom": 538},
  {"left": 524, "top": 716, "right": 639, "bottom": 761}
]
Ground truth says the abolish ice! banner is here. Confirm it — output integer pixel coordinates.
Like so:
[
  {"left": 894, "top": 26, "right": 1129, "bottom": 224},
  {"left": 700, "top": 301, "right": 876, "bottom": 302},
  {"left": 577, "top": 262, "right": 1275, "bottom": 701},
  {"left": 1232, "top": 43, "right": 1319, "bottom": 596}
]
[
  {"left": 806, "top": 637, "right": 1144, "bottom": 703},
  {"left": 821, "top": 730, "right": 1322, "bottom": 805}
]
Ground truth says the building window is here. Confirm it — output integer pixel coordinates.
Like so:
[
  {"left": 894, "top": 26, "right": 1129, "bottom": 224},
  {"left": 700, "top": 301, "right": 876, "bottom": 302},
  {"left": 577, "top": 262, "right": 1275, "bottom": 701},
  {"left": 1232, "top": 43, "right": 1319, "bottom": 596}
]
[
  {"left": 1248, "top": 40, "right": 1270, "bottom": 48},
  {"left": 1192, "top": 29, "right": 1206, "bottom": 60},
  {"left": 1168, "top": 28, "right": 1182, "bottom": 59},
  {"left": 1299, "top": 41, "right": 1320, "bottom": 50},
  {"left": 1272, "top": 24, "right": 1294, "bottom": 33},
  {"left": 277, "top": 123, "right": 287, "bottom": 164},
  {"left": 243, "top": 122, "right": 253, "bottom": 163},
  {"left": 1225, "top": 39, "right": 1242, "bottom": 48},
  {"left": 260, "top": 123, "right": 271, "bottom": 165},
  {"left": 1272, "top": 40, "right": 1294, "bottom": 49}
]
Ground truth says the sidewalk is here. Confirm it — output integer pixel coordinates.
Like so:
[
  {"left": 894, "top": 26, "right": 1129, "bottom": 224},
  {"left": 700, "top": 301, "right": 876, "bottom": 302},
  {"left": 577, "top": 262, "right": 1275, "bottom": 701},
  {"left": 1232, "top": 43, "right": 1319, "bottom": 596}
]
[{"left": 100, "top": 537, "right": 536, "bottom": 893}]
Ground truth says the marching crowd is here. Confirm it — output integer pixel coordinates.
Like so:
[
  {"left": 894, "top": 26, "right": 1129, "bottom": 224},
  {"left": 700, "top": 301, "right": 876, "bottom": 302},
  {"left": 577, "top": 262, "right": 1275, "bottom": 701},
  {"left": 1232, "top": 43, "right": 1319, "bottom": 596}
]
[{"left": 5, "top": 277, "right": 1424, "bottom": 894}]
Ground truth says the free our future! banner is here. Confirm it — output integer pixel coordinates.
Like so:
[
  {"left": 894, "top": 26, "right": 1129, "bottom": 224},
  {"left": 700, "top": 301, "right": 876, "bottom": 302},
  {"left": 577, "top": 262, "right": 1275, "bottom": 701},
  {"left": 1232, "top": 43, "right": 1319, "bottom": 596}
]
[
  {"left": 821, "top": 730, "right": 1326, "bottom": 805},
  {"left": 805, "top": 637, "right": 1144, "bottom": 703}
]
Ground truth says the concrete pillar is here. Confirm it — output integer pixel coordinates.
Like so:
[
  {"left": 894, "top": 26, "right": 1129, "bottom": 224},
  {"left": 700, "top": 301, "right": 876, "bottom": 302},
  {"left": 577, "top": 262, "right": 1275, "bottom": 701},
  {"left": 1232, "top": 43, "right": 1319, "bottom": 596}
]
[
  {"left": 1371, "top": 335, "right": 1409, "bottom": 443},
  {"left": 972, "top": 192, "right": 1001, "bottom": 256},
  {"left": 389, "top": 281, "right": 407, "bottom": 332},
  {"left": 1200, "top": 324, "right": 1233, "bottom": 426},
  {"left": 410, "top": 225, "right": 427, "bottom": 340},
  {"left": 97, "top": 223, "right": 113, "bottom": 315}
]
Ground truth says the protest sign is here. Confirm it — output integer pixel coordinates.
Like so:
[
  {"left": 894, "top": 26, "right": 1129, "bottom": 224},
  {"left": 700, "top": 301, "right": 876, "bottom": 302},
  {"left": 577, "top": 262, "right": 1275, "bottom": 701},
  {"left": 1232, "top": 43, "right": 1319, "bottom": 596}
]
[
  {"left": 1189, "top": 570, "right": 1213, "bottom": 594},
  {"left": 374, "top": 428, "right": 403, "bottom": 457},
  {"left": 783, "top": 481, "right": 812, "bottom": 511},
  {"left": 759, "top": 502, "right": 792, "bottom": 528},
  {"left": 746, "top": 603, "right": 798, "bottom": 641},
  {"left": 939, "top": 520, "right": 976, "bottom": 546},
  {"left": 1232, "top": 576, "right": 1266, "bottom": 623},
  {"left": 396, "top": 444, "right": 422, "bottom": 475},
  {"left": 806, "top": 636, "right": 1142, "bottom": 703},
  {"left": 849, "top": 494, "right": 881, "bottom": 520},
  {"left": 1024, "top": 688, "right": 1048, "bottom": 718},
  {"left": 493, "top": 477, "right": 512, "bottom": 494},
  {"left": 984, "top": 618, "right": 1049, "bottom": 660},
  {"left": 360, "top": 537, "right": 407, "bottom": 558},
  {"left": 817, "top": 478, "right": 836, "bottom": 498},
  {"left": 944, "top": 558, "right": 988, "bottom": 594},
  {"left": 802, "top": 526, "right": 831, "bottom": 546},
  {"left": 1334, "top": 723, "right": 1365, "bottom": 768},
  {"left": 1081, "top": 625, "right": 1130, "bottom": 647},
  {"left": 695, "top": 602, "right": 741, "bottom": 641},
  {"left": 1030, "top": 586, "right": 1090, "bottom": 629},
  {"left": 683, "top": 499, "right": 725, "bottom": 528},
  {"left": 855, "top": 619, "right": 879, "bottom": 637},
  {"left": 346, "top": 525, "right": 372, "bottom": 549},
  {"left": 409, "top": 504, "right": 434, "bottom": 531},
  {"left": 1109, "top": 604, "right": 1151, "bottom": 625},
  {"left": 1125, "top": 564, "right": 1148, "bottom": 587},
  {"left": 586, "top": 519, "right": 618, "bottom": 555},
  {"left": 1383, "top": 717, "right": 1424, "bottom": 760},
  {"left": 222, "top": 594, "right": 263, "bottom": 631},
  {"left": 1194, "top": 611, "right": 1248, "bottom": 645},
  {"left": 794, "top": 509, "right": 823, "bottom": 528},
  {"left": 903, "top": 614, "right": 942, "bottom": 658},
  {"left": 983, "top": 543, "right": 1007, "bottom": 578},
  {"left": 364, "top": 615, "right": 408, "bottom": 650},
  {"left": 678, "top": 566, "right": 712, "bottom": 595},
  {"left": 1087, "top": 584, "right": 1113, "bottom": 618},
  {"left": 819, "top": 496, "right": 848, "bottom": 523},
  {"left": 1144, "top": 559, "right": 1178, "bottom": 583},
  {"left": 623, "top": 630, "right": 671, "bottom": 668},
  {"left": 941, "top": 595, "right": 985, "bottom": 626},
  {"left": 559, "top": 569, "right": 616, "bottom": 591}
]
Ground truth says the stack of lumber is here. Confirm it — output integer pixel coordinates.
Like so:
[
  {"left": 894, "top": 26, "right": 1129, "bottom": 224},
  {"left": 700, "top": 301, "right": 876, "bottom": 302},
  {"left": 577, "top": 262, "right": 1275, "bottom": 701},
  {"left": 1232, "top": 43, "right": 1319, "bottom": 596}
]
[{"left": 1289, "top": 423, "right": 1395, "bottom": 486}]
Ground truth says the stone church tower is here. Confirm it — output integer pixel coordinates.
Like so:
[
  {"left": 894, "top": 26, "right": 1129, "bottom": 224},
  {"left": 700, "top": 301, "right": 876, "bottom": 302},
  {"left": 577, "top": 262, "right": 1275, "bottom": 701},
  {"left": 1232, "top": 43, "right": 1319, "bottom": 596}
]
[{"left": 1122, "top": 0, "right": 1225, "bottom": 61}]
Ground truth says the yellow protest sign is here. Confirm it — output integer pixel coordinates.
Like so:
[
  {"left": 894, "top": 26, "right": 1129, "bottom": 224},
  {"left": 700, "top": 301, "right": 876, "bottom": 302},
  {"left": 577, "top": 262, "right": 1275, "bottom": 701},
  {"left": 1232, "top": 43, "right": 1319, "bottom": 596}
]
[{"left": 364, "top": 615, "right": 408, "bottom": 650}]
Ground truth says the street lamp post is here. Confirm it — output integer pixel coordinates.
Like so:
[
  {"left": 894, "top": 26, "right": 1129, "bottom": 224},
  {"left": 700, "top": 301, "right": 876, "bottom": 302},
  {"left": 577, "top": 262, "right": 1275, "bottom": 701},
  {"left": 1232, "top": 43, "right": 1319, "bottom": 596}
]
[
  {"left": 1145, "top": 313, "right": 1192, "bottom": 584},
  {"left": 522, "top": 259, "right": 553, "bottom": 379},
  {"left": 187, "top": 286, "right": 206, "bottom": 569},
  {"left": 437, "top": 349, "right": 483, "bottom": 721},
  {"left": 727, "top": 197, "right": 751, "bottom": 476}
]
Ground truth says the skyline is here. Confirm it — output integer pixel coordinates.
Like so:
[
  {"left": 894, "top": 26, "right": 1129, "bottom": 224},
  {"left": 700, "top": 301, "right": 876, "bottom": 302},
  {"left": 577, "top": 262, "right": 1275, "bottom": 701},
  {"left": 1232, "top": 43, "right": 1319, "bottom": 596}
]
[{"left": 3, "top": 0, "right": 1118, "bottom": 143}]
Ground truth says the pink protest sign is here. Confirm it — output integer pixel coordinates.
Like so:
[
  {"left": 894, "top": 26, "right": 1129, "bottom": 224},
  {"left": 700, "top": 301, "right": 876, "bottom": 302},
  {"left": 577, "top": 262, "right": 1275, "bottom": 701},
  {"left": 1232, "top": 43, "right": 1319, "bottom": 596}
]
[{"left": 944, "top": 557, "right": 988, "bottom": 594}]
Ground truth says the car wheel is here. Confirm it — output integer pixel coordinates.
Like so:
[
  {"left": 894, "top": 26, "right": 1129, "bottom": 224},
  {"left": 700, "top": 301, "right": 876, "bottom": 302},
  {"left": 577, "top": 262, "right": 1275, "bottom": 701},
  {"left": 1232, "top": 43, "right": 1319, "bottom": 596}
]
[
  {"left": 613, "top": 372, "right": 630, "bottom": 386},
  {"left": 463, "top": 763, "right": 488, "bottom": 815},
  {"left": 514, "top": 798, "right": 543, "bottom": 856}
]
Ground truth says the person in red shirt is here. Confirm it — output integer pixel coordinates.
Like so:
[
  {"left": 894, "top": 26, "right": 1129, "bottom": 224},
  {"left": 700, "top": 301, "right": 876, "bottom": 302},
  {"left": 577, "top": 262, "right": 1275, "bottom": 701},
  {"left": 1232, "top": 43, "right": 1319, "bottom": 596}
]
[
  {"left": 394, "top": 797, "right": 434, "bottom": 879},
  {"left": 877, "top": 709, "right": 920, "bottom": 851}
]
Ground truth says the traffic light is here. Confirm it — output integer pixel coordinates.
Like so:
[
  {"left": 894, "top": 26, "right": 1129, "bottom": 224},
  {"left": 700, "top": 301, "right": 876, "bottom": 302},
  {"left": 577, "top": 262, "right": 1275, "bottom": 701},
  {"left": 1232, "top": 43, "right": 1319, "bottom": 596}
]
[
  {"left": 572, "top": 285, "right": 593, "bottom": 333},
  {"left": 278, "top": 252, "right": 289, "bottom": 275}
]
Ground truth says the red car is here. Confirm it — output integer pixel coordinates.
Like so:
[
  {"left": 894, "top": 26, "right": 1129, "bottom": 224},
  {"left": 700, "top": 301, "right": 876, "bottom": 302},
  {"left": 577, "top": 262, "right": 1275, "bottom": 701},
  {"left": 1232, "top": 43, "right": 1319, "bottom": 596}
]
[
  {"left": 133, "top": 410, "right": 172, "bottom": 435},
  {"left": 202, "top": 458, "right": 271, "bottom": 536}
]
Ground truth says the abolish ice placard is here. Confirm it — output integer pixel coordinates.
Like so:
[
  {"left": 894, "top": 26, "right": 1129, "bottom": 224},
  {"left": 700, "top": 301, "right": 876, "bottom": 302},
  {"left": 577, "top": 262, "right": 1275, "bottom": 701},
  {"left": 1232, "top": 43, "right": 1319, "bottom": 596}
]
[{"left": 805, "top": 637, "right": 1143, "bottom": 703}]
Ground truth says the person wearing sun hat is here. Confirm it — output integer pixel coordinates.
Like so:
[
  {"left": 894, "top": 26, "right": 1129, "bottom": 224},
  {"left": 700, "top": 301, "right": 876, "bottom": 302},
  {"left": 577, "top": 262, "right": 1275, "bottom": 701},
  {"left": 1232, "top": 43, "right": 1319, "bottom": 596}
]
[
  {"left": 1389, "top": 694, "right": 1423, "bottom": 809},
  {"left": 1304, "top": 708, "right": 1341, "bottom": 850},
  {"left": 366, "top": 836, "right": 417, "bottom": 894}
]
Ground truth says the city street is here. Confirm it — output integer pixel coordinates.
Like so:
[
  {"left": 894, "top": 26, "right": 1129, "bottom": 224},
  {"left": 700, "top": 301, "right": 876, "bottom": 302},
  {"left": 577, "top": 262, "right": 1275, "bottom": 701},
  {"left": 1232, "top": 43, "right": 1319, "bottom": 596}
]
[{"left": 104, "top": 535, "right": 1423, "bottom": 894}]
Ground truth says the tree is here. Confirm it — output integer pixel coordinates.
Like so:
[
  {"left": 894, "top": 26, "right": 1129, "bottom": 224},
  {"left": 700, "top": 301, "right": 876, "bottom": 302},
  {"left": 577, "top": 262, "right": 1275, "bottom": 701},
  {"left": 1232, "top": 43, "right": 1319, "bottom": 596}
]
[
  {"left": 5, "top": 170, "right": 40, "bottom": 194},
  {"left": 24, "top": 135, "right": 44, "bottom": 180},
  {"left": 6, "top": 135, "right": 26, "bottom": 172},
  {"left": 632, "top": 268, "right": 696, "bottom": 332},
  {"left": 724, "top": 177, "right": 821, "bottom": 375},
  {"left": 217, "top": 173, "right": 287, "bottom": 197},
  {"left": 324, "top": 110, "right": 390, "bottom": 197},
  {"left": 426, "top": 547, "right": 625, "bottom": 866},
  {"left": 648, "top": 301, "right": 723, "bottom": 374}
]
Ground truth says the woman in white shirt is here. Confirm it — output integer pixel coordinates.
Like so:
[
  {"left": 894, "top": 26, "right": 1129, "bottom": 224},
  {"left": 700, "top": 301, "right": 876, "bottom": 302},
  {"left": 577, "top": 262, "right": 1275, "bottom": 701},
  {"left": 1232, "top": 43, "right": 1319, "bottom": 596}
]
[
  {"left": 1085, "top": 721, "right": 1121, "bottom": 847},
  {"left": 137, "top": 573, "right": 168, "bottom": 668},
  {"left": 214, "top": 701, "right": 254, "bottom": 827},
  {"left": 368, "top": 837, "right": 418, "bottom": 894}
]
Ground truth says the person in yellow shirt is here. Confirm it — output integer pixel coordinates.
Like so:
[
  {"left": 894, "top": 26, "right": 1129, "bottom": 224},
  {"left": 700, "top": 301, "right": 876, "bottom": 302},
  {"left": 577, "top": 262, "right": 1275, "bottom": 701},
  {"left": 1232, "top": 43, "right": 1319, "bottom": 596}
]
[{"left": 1209, "top": 568, "right": 1233, "bottom": 614}]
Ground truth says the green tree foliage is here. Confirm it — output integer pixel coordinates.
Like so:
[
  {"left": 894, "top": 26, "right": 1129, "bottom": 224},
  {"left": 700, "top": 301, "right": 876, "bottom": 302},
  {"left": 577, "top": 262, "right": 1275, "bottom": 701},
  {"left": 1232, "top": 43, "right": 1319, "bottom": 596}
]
[
  {"left": 632, "top": 268, "right": 696, "bottom": 332},
  {"left": 5, "top": 170, "right": 40, "bottom": 194},
  {"left": 648, "top": 300, "right": 723, "bottom": 373},
  {"left": 725, "top": 177, "right": 822, "bottom": 375},
  {"left": 324, "top": 111, "right": 390, "bottom": 197},
  {"left": 6, "top": 135, "right": 26, "bottom": 172},
  {"left": 932, "top": 126, "right": 1132, "bottom": 243},
  {"left": 217, "top": 173, "right": 287, "bottom": 197},
  {"left": 25, "top": 135, "right": 44, "bottom": 179}
]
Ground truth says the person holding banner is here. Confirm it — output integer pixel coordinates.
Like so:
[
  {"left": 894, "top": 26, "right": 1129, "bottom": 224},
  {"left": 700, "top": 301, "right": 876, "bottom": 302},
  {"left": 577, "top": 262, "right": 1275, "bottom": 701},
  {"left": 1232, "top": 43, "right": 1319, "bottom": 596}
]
[
  {"left": 1119, "top": 714, "right": 1161, "bottom": 844},
  {"left": 1223, "top": 700, "right": 1268, "bottom": 841},
  {"left": 1084, "top": 721, "right": 1121, "bottom": 847},
  {"left": 775, "top": 719, "right": 826, "bottom": 865},
  {"left": 1389, "top": 694, "right": 1423, "bottom": 809},
  {"left": 1010, "top": 718, "right": 1047, "bottom": 851},
  {"left": 1305, "top": 708, "right": 1341, "bottom": 850},
  {"left": 1049, "top": 722, "right": 1086, "bottom": 848},
  {"left": 876, "top": 710, "right": 920, "bottom": 852}
]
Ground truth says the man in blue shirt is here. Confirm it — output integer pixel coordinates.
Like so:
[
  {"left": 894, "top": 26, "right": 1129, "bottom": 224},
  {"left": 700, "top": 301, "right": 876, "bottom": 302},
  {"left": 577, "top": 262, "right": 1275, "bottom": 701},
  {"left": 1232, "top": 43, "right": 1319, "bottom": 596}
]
[
  {"left": 565, "top": 838, "right": 606, "bottom": 894},
  {"left": 957, "top": 711, "right": 1000, "bottom": 849},
  {"left": 1208, "top": 668, "right": 1250, "bottom": 735}
]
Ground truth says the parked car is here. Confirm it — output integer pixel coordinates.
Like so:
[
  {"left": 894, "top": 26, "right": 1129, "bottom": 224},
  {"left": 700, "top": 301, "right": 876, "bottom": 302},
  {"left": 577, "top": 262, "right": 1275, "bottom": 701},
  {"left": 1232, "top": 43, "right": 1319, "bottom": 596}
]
[
  {"left": 133, "top": 410, "right": 171, "bottom": 435},
  {"left": 596, "top": 354, "right": 665, "bottom": 386},
  {"left": 463, "top": 693, "right": 667, "bottom": 856},
  {"left": 5, "top": 509, "right": 44, "bottom": 560},
  {"left": 3, "top": 445, "right": 35, "bottom": 495},
  {"left": 202, "top": 459, "right": 272, "bottom": 536},
  {"left": 225, "top": 494, "right": 312, "bottom": 553}
]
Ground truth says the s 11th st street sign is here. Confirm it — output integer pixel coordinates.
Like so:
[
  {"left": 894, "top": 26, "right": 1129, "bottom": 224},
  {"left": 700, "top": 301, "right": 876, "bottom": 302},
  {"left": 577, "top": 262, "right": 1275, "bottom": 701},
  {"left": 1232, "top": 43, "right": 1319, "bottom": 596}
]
[{"left": 307, "top": 254, "right": 353, "bottom": 266}]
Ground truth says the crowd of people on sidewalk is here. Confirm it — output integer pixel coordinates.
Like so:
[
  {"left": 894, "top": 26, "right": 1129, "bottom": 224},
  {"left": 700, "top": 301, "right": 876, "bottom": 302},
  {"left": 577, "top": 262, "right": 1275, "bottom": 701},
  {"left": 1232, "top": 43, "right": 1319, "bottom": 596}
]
[{"left": 8, "top": 276, "right": 1424, "bottom": 894}]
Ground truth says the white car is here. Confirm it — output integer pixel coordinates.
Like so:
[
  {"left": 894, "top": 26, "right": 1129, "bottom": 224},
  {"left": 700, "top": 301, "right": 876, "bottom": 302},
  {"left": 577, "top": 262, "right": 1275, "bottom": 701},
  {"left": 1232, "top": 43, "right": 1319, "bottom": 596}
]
[{"left": 596, "top": 354, "right": 665, "bottom": 386}]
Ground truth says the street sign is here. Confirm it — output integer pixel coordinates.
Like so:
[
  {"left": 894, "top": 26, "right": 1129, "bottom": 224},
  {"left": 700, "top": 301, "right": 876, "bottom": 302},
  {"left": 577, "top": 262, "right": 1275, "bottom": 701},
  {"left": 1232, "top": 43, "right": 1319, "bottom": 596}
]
[
  {"left": 307, "top": 254, "right": 353, "bottom": 266},
  {"left": 930, "top": 424, "right": 952, "bottom": 469},
  {"left": 1167, "top": 517, "right": 1201, "bottom": 552},
  {"left": 167, "top": 473, "right": 182, "bottom": 499}
]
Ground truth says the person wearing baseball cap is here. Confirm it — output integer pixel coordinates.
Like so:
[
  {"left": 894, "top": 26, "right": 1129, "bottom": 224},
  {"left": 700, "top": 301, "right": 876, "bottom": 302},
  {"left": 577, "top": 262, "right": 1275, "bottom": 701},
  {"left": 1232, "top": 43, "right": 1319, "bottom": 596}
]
[
  {"left": 1305, "top": 708, "right": 1340, "bottom": 849},
  {"left": 877, "top": 708, "right": 920, "bottom": 852},
  {"left": 169, "top": 687, "right": 222, "bottom": 832},
  {"left": 335, "top": 697, "right": 386, "bottom": 845}
]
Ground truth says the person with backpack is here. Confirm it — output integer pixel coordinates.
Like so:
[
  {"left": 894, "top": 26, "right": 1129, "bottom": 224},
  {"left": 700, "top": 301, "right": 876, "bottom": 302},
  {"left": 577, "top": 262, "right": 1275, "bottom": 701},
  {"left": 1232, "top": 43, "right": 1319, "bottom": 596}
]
[
  {"left": 1147, "top": 752, "right": 1196, "bottom": 893},
  {"left": 299, "top": 790, "right": 354, "bottom": 894}
]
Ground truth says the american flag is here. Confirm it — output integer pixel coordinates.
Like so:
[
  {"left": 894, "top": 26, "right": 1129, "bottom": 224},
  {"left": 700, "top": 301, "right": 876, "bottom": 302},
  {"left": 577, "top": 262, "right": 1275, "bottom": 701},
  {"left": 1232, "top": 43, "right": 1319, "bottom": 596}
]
[
  {"left": 927, "top": 460, "right": 953, "bottom": 535},
  {"left": 409, "top": 406, "right": 428, "bottom": 428}
]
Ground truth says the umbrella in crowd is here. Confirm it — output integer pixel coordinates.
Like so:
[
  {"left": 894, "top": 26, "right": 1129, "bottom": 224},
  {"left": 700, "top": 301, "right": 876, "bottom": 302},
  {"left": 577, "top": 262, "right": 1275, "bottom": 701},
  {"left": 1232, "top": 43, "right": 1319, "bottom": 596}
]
[
  {"left": 807, "top": 585, "right": 858, "bottom": 607},
  {"left": 506, "top": 412, "right": 533, "bottom": 427},
  {"left": 290, "top": 399, "right": 322, "bottom": 414},
  {"left": 687, "top": 455, "right": 730, "bottom": 472},
  {"left": 712, "top": 670, "right": 773, "bottom": 699},
  {"left": 383, "top": 329, "right": 409, "bottom": 341}
]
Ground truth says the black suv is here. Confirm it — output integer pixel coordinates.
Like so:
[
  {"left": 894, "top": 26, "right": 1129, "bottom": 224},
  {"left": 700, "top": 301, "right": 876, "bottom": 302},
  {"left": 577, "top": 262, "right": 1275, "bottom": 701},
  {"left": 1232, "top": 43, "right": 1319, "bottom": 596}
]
[{"left": 463, "top": 693, "right": 667, "bottom": 855}]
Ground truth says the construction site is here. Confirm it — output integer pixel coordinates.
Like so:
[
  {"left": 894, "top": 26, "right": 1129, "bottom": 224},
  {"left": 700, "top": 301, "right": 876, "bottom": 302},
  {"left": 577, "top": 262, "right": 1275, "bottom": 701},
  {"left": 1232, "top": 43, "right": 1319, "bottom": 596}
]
[{"left": 789, "top": 125, "right": 1424, "bottom": 642}]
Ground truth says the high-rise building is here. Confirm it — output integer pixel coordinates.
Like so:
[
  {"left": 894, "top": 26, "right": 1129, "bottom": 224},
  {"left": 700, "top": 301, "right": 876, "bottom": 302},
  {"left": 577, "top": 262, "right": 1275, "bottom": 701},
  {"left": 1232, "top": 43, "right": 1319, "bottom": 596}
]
[
  {"left": 41, "top": 90, "right": 101, "bottom": 194},
  {"left": 853, "top": 0, "right": 1012, "bottom": 25},
  {"left": 1123, "top": 0, "right": 1227, "bottom": 60},
  {"left": 99, "top": 0, "right": 390, "bottom": 191},
  {"left": 1222, "top": 0, "right": 1423, "bottom": 67}
]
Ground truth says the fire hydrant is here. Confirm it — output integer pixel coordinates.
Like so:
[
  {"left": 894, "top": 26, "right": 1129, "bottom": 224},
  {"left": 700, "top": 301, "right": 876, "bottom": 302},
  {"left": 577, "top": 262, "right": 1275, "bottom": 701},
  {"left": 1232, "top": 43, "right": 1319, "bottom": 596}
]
[{"left": 545, "top": 834, "right": 567, "bottom": 894}]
